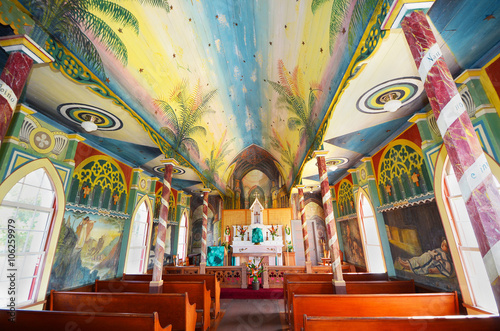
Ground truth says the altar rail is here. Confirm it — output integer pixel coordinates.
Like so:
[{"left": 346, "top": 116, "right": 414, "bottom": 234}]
[{"left": 151, "top": 265, "right": 343, "bottom": 288}]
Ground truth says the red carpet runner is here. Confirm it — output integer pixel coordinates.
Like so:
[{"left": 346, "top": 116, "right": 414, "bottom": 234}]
[{"left": 221, "top": 287, "right": 284, "bottom": 300}]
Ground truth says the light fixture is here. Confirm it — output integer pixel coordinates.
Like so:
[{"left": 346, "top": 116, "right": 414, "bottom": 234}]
[
  {"left": 81, "top": 115, "right": 98, "bottom": 132},
  {"left": 382, "top": 92, "right": 402, "bottom": 112},
  {"left": 329, "top": 165, "right": 338, "bottom": 172}
]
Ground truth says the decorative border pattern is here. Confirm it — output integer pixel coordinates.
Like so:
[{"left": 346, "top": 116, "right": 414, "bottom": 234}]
[{"left": 65, "top": 202, "right": 129, "bottom": 219}]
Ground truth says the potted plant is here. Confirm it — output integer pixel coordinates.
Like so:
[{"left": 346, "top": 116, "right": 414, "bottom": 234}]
[{"left": 246, "top": 257, "right": 264, "bottom": 290}]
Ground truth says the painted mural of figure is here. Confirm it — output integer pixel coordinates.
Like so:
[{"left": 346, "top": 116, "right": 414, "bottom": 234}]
[
  {"left": 398, "top": 238, "right": 453, "bottom": 277},
  {"left": 75, "top": 216, "right": 95, "bottom": 249}
]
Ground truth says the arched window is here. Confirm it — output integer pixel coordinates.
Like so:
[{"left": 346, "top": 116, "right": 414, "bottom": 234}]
[
  {"left": 442, "top": 157, "right": 497, "bottom": 313},
  {"left": 0, "top": 160, "right": 64, "bottom": 308},
  {"left": 357, "top": 190, "right": 386, "bottom": 273},
  {"left": 124, "top": 198, "right": 152, "bottom": 274},
  {"left": 177, "top": 213, "right": 188, "bottom": 262}
]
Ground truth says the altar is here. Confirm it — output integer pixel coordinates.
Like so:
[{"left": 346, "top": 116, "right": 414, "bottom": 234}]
[{"left": 231, "top": 199, "right": 284, "bottom": 266}]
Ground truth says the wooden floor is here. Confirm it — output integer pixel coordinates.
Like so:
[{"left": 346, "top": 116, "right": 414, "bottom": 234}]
[{"left": 211, "top": 299, "right": 287, "bottom": 330}]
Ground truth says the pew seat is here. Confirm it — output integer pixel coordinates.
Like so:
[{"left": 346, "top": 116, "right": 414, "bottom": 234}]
[
  {"left": 0, "top": 309, "right": 171, "bottom": 331},
  {"left": 50, "top": 291, "right": 196, "bottom": 331},
  {"left": 95, "top": 280, "right": 210, "bottom": 331},
  {"left": 303, "top": 315, "right": 500, "bottom": 331},
  {"left": 292, "top": 292, "right": 460, "bottom": 331}
]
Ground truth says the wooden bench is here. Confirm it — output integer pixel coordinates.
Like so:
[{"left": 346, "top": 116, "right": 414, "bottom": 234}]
[
  {"left": 286, "top": 280, "right": 415, "bottom": 323},
  {"left": 123, "top": 273, "right": 221, "bottom": 318},
  {"left": 0, "top": 309, "right": 171, "bottom": 331},
  {"left": 283, "top": 272, "right": 388, "bottom": 315},
  {"left": 303, "top": 315, "right": 500, "bottom": 331},
  {"left": 95, "top": 280, "right": 210, "bottom": 331},
  {"left": 50, "top": 290, "right": 196, "bottom": 331},
  {"left": 292, "top": 292, "right": 460, "bottom": 331}
]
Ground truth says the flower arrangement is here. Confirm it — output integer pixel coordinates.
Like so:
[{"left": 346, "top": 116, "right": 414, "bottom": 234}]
[
  {"left": 286, "top": 240, "right": 294, "bottom": 252},
  {"left": 238, "top": 226, "right": 247, "bottom": 239},
  {"left": 246, "top": 257, "right": 264, "bottom": 283},
  {"left": 269, "top": 224, "right": 278, "bottom": 240}
]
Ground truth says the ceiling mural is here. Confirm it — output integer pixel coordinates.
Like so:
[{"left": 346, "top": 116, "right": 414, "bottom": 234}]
[
  {"left": 10, "top": 0, "right": 499, "bottom": 198},
  {"left": 17, "top": 0, "right": 380, "bottom": 194}
]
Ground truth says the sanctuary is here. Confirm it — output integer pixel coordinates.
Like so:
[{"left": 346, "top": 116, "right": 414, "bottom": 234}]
[{"left": 231, "top": 199, "right": 285, "bottom": 266}]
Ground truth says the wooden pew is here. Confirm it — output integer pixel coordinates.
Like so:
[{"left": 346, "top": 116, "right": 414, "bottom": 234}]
[
  {"left": 286, "top": 280, "right": 415, "bottom": 323},
  {"left": 50, "top": 291, "right": 196, "bottom": 331},
  {"left": 95, "top": 280, "right": 210, "bottom": 331},
  {"left": 0, "top": 309, "right": 171, "bottom": 331},
  {"left": 282, "top": 272, "right": 388, "bottom": 315},
  {"left": 303, "top": 315, "right": 500, "bottom": 331},
  {"left": 292, "top": 292, "right": 460, "bottom": 331},
  {"left": 123, "top": 273, "right": 221, "bottom": 318}
]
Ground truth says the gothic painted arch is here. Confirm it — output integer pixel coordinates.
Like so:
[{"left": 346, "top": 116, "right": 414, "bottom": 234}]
[{"left": 0, "top": 158, "right": 65, "bottom": 307}]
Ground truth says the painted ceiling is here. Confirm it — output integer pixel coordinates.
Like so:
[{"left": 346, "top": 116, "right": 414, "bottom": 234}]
[{"left": 8, "top": 0, "right": 500, "bottom": 196}]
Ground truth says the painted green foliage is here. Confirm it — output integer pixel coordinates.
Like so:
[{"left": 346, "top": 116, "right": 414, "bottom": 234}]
[
  {"left": 24, "top": 0, "right": 170, "bottom": 74},
  {"left": 203, "top": 130, "right": 234, "bottom": 187},
  {"left": 156, "top": 80, "right": 217, "bottom": 159},
  {"left": 270, "top": 127, "right": 295, "bottom": 176},
  {"left": 311, "top": 0, "right": 350, "bottom": 54},
  {"left": 268, "top": 60, "right": 321, "bottom": 143}
]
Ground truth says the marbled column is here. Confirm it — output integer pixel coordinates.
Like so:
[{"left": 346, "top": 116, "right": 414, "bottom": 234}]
[
  {"left": 402, "top": 11, "right": 500, "bottom": 307},
  {"left": 150, "top": 160, "right": 175, "bottom": 293},
  {"left": 313, "top": 151, "right": 344, "bottom": 283},
  {"left": 200, "top": 189, "right": 211, "bottom": 264},
  {"left": 297, "top": 186, "right": 311, "bottom": 263},
  {"left": 0, "top": 52, "right": 34, "bottom": 144}
]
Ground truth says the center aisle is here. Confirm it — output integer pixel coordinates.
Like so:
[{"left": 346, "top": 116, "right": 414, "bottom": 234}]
[{"left": 213, "top": 299, "right": 287, "bottom": 331}]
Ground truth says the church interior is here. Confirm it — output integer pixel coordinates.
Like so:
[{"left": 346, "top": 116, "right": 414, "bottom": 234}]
[{"left": 1, "top": 0, "right": 500, "bottom": 329}]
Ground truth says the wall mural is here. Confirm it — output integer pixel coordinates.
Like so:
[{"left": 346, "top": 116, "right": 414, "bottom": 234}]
[
  {"left": 49, "top": 211, "right": 124, "bottom": 290},
  {"left": 383, "top": 202, "right": 459, "bottom": 291},
  {"left": 339, "top": 218, "right": 366, "bottom": 268}
]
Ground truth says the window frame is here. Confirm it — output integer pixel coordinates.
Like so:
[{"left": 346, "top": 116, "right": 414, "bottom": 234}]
[
  {"left": 0, "top": 159, "right": 64, "bottom": 308},
  {"left": 123, "top": 195, "right": 153, "bottom": 274},
  {"left": 177, "top": 212, "right": 188, "bottom": 262},
  {"left": 356, "top": 188, "right": 386, "bottom": 273}
]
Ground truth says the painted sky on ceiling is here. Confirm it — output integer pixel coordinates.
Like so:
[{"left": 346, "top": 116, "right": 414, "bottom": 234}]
[{"left": 22, "top": 0, "right": 381, "bottom": 193}]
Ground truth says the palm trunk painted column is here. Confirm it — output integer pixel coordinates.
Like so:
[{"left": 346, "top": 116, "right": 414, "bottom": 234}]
[
  {"left": 297, "top": 185, "right": 312, "bottom": 272},
  {"left": 200, "top": 188, "right": 211, "bottom": 273},
  {"left": 0, "top": 36, "right": 53, "bottom": 146},
  {"left": 150, "top": 159, "right": 177, "bottom": 293},
  {"left": 313, "top": 150, "right": 345, "bottom": 291},
  {"left": 402, "top": 11, "right": 500, "bottom": 308}
]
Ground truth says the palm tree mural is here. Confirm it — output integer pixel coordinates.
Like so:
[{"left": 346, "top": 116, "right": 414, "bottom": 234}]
[
  {"left": 203, "top": 130, "right": 234, "bottom": 185},
  {"left": 267, "top": 60, "right": 321, "bottom": 143},
  {"left": 311, "top": 0, "right": 350, "bottom": 54},
  {"left": 269, "top": 128, "right": 296, "bottom": 177},
  {"left": 24, "top": 0, "right": 170, "bottom": 75},
  {"left": 156, "top": 80, "right": 217, "bottom": 159}
]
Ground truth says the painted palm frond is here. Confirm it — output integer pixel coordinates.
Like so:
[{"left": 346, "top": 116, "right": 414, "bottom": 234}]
[
  {"left": 25, "top": 0, "right": 169, "bottom": 76},
  {"left": 270, "top": 128, "right": 295, "bottom": 174},
  {"left": 204, "top": 131, "right": 234, "bottom": 184},
  {"left": 311, "top": 0, "right": 350, "bottom": 54},
  {"left": 268, "top": 61, "right": 320, "bottom": 141},
  {"left": 157, "top": 81, "right": 217, "bottom": 158},
  {"left": 348, "top": 0, "right": 378, "bottom": 55}
]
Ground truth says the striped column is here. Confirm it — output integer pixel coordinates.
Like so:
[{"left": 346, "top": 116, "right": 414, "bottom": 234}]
[
  {"left": 313, "top": 150, "right": 344, "bottom": 284},
  {"left": 200, "top": 189, "right": 211, "bottom": 266},
  {"left": 0, "top": 36, "right": 53, "bottom": 145},
  {"left": 150, "top": 159, "right": 177, "bottom": 293},
  {"left": 296, "top": 185, "right": 311, "bottom": 263},
  {"left": 402, "top": 11, "right": 500, "bottom": 308}
]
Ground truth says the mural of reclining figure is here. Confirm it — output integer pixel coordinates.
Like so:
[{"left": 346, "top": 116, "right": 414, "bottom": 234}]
[{"left": 398, "top": 238, "right": 454, "bottom": 277}]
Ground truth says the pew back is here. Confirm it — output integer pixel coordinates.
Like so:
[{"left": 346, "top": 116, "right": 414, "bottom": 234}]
[
  {"left": 50, "top": 291, "right": 196, "bottom": 331},
  {"left": 303, "top": 315, "right": 500, "bottom": 331},
  {"left": 0, "top": 309, "right": 171, "bottom": 331},
  {"left": 292, "top": 292, "right": 460, "bottom": 331},
  {"left": 123, "top": 273, "right": 221, "bottom": 318}
]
